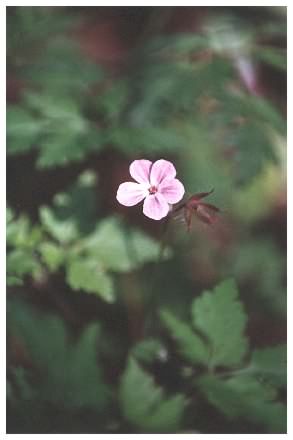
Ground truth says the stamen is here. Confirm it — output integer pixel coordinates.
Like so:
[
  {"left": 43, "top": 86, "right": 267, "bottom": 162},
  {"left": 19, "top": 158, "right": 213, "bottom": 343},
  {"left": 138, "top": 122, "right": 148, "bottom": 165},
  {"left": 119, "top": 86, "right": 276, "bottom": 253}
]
[{"left": 148, "top": 185, "right": 157, "bottom": 195}]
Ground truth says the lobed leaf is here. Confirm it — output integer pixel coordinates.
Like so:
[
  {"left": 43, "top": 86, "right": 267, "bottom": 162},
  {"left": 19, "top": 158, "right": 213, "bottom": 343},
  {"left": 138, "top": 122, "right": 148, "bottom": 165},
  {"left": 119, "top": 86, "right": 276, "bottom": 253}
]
[
  {"left": 160, "top": 309, "right": 209, "bottom": 365},
  {"left": 198, "top": 373, "right": 286, "bottom": 433},
  {"left": 66, "top": 258, "right": 114, "bottom": 303},
  {"left": 191, "top": 279, "right": 248, "bottom": 368},
  {"left": 8, "top": 300, "right": 110, "bottom": 412},
  {"left": 82, "top": 217, "right": 170, "bottom": 272},
  {"left": 251, "top": 345, "right": 287, "bottom": 387},
  {"left": 40, "top": 206, "right": 78, "bottom": 244},
  {"left": 119, "top": 357, "right": 185, "bottom": 432}
]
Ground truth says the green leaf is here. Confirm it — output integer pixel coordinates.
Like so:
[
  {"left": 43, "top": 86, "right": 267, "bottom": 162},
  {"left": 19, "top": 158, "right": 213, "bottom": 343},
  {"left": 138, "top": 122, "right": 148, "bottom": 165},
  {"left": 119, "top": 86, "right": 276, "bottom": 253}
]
[
  {"left": 38, "top": 242, "right": 65, "bottom": 272},
  {"left": 11, "top": 92, "right": 102, "bottom": 169},
  {"left": 63, "top": 323, "right": 110, "bottom": 410},
  {"left": 145, "top": 33, "right": 208, "bottom": 55},
  {"left": 7, "top": 107, "right": 42, "bottom": 154},
  {"left": 82, "top": 217, "right": 169, "bottom": 272},
  {"left": 6, "top": 206, "right": 14, "bottom": 223},
  {"left": 224, "top": 93, "right": 286, "bottom": 134},
  {"left": 230, "top": 122, "right": 276, "bottom": 184},
  {"left": 231, "top": 164, "right": 285, "bottom": 224},
  {"left": 191, "top": 279, "right": 248, "bottom": 368},
  {"left": 198, "top": 374, "right": 286, "bottom": 433},
  {"left": 109, "top": 125, "right": 185, "bottom": 154},
  {"left": 132, "top": 338, "right": 166, "bottom": 364},
  {"left": 24, "top": 91, "right": 82, "bottom": 120},
  {"left": 7, "top": 213, "right": 42, "bottom": 248},
  {"left": 7, "top": 248, "right": 39, "bottom": 277},
  {"left": 36, "top": 133, "right": 87, "bottom": 168},
  {"left": 22, "top": 37, "right": 104, "bottom": 93},
  {"left": 254, "top": 46, "right": 286, "bottom": 70},
  {"left": 66, "top": 258, "right": 114, "bottom": 303},
  {"left": 251, "top": 345, "right": 287, "bottom": 387},
  {"left": 10, "top": 367, "right": 36, "bottom": 401},
  {"left": 8, "top": 300, "right": 110, "bottom": 412},
  {"left": 52, "top": 170, "right": 98, "bottom": 234},
  {"left": 6, "top": 211, "right": 44, "bottom": 283},
  {"left": 228, "top": 238, "right": 286, "bottom": 315},
  {"left": 119, "top": 357, "right": 185, "bottom": 432},
  {"left": 40, "top": 206, "right": 78, "bottom": 244},
  {"left": 7, "top": 275, "right": 23, "bottom": 286},
  {"left": 97, "top": 80, "right": 129, "bottom": 121},
  {"left": 160, "top": 309, "right": 209, "bottom": 365}
]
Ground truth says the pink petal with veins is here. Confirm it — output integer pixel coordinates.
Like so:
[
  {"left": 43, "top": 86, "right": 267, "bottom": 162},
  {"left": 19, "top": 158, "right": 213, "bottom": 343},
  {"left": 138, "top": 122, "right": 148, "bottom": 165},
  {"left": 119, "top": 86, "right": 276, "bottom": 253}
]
[
  {"left": 116, "top": 182, "right": 148, "bottom": 206},
  {"left": 159, "top": 178, "right": 185, "bottom": 204},
  {"left": 129, "top": 159, "right": 152, "bottom": 183},
  {"left": 143, "top": 193, "right": 170, "bottom": 220},
  {"left": 150, "top": 159, "right": 176, "bottom": 186}
]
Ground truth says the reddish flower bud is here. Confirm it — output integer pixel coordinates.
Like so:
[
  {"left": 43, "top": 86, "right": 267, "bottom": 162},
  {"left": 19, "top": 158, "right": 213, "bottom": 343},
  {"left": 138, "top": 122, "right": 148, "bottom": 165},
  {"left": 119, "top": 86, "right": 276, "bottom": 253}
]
[{"left": 174, "top": 189, "right": 220, "bottom": 231}]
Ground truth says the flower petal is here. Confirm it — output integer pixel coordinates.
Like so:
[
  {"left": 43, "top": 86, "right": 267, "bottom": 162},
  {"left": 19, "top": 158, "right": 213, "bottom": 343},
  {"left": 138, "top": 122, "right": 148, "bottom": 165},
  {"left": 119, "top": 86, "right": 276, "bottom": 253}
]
[
  {"left": 159, "top": 178, "right": 185, "bottom": 204},
  {"left": 143, "top": 193, "right": 170, "bottom": 220},
  {"left": 150, "top": 159, "right": 176, "bottom": 186},
  {"left": 129, "top": 159, "right": 152, "bottom": 183},
  {"left": 116, "top": 182, "right": 147, "bottom": 206}
]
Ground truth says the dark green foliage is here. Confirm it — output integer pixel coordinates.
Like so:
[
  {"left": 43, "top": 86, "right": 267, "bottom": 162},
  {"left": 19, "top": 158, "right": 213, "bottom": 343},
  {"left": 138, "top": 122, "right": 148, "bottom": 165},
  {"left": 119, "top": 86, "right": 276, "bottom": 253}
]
[
  {"left": 8, "top": 300, "right": 110, "bottom": 411},
  {"left": 7, "top": 6, "right": 286, "bottom": 434},
  {"left": 7, "top": 201, "right": 167, "bottom": 302},
  {"left": 119, "top": 358, "right": 186, "bottom": 433},
  {"left": 161, "top": 280, "right": 248, "bottom": 368},
  {"left": 7, "top": 92, "right": 102, "bottom": 168},
  {"left": 191, "top": 279, "right": 248, "bottom": 368},
  {"left": 132, "top": 338, "right": 167, "bottom": 364},
  {"left": 160, "top": 310, "right": 209, "bottom": 365},
  {"left": 250, "top": 345, "right": 287, "bottom": 387},
  {"left": 161, "top": 279, "right": 286, "bottom": 433},
  {"left": 198, "top": 374, "right": 286, "bottom": 433}
]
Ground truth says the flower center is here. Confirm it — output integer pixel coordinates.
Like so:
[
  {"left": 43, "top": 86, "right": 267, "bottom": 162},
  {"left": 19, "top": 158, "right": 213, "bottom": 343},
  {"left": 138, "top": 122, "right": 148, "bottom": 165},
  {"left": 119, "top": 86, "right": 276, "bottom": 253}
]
[{"left": 148, "top": 185, "right": 157, "bottom": 195}]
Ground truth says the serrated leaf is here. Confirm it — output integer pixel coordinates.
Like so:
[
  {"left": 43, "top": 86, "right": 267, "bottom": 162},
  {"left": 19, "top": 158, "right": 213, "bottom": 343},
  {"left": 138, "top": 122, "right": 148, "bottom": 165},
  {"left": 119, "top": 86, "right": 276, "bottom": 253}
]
[
  {"left": 24, "top": 91, "right": 82, "bottom": 120},
  {"left": 119, "top": 357, "right": 185, "bottom": 432},
  {"left": 66, "top": 259, "right": 114, "bottom": 303},
  {"left": 132, "top": 338, "right": 166, "bottom": 364},
  {"left": 160, "top": 309, "right": 209, "bottom": 365},
  {"left": 191, "top": 279, "right": 248, "bottom": 368},
  {"left": 7, "top": 248, "right": 40, "bottom": 277},
  {"left": 8, "top": 300, "right": 110, "bottom": 412},
  {"left": 251, "top": 345, "right": 287, "bottom": 387},
  {"left": 6, "top": 214, "right": 42, "bottom": 248},
  {"left": 36, "top": 133, "right": 87, "bottom": 168},
  {"left": 82, "top": 217, "right": 169, "bottom": 272},
  {"left": 40, "top": 206, "right": 78, "bottom": 244},
  {"left": 11, "top": 92, "right": 102, "bottom": 169},
  {"left": 7, "top": 107, "right": 42, "bottom": 154},
  {"left": 198, "top": 374, "right": 286, "bottom": 433},
  {"left": 38, "top": 242, "right": 65, "bottom": 272},
  {"left": 62, "top": 323, "right": 110, "bottom": 409},
  {"left": 23, "top": 38, "right": 104, "bottom": 93}
]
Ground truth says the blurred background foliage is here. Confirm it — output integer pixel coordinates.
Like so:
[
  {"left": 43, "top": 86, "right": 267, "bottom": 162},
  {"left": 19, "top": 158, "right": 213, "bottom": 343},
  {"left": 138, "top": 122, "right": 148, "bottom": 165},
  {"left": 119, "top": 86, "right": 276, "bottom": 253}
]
[{"left": 7, "top": 6, "right": 286, "bottom": 433}]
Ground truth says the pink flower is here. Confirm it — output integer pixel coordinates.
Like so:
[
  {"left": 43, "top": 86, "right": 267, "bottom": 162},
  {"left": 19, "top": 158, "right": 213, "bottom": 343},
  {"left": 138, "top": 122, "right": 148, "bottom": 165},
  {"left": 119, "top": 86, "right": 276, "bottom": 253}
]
[{"left": 116, "top": 159, "right": 185, "bottom": 220}]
